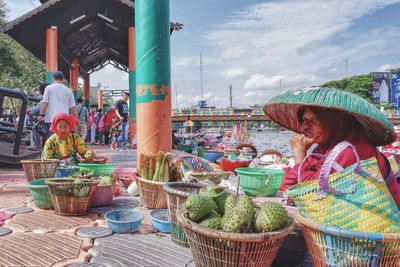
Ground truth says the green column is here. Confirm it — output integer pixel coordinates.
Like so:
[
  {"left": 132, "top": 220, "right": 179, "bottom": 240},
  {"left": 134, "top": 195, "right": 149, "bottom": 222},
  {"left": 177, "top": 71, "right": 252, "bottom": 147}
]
[
  {"left": 136, "top": 0, "right": 172, "bottom": 160},
  {"left": 129, "top": 71, "right": 136, "bottom": 118},
  {"left": 136, "top": 0, "right": 171, "bottom": 103},
  {"left": 46, "top": 72, "right": 54, "bottom": 84}
]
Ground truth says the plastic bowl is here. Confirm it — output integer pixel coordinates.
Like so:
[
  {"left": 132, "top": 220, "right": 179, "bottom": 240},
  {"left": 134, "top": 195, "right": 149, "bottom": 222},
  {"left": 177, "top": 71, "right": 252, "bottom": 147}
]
[
  {"left": 92, "top": 184, "right": 114, "bottom": 207},
  {"left": 27, "top": 178, "right": 54, "bottom": 209},
  {"left": 149, "top": 209, "right": 170, "bottom": 233},
  {"left": 55, "top": 166, "right": 80, "bottom": 178},
  {"left": 105, "top": 209, "right": 144, "bottom": 233},
  {"left": 220, "top": 158, "right": 251, "bottom": 173},
  {"left": 203, "top": 151, "right": 224, "bottom": 163}
]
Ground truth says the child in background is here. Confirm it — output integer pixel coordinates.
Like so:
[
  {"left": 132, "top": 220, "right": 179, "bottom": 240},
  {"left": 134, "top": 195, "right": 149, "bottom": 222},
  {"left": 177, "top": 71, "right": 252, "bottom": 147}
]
[{"left": 109, "top": 118, "right": 121, "bottom": 150}]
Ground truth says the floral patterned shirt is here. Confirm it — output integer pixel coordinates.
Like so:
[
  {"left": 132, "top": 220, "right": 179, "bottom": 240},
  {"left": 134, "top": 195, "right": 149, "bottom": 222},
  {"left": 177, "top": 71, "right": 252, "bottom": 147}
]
[{"left": 41, "top": 133, "right": 92, "bottom": 163}]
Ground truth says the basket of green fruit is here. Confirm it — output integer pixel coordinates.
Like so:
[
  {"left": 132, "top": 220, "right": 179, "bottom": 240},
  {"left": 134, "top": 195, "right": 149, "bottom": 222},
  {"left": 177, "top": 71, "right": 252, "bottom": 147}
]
[
  {"left": 163, "top": 182, "right": 204, "bottom": 247},
  {"left": 177, "top": 191, "right": 295, "bottom": 267},
  {"left": 70, "top": 169, "right": 94, "bottom": 179},
  {"left": 45, "top": 178, "right": 98, "bottom": 216},
  {"left": 92, "top": 175, "right": 116, "bottom": 207}
]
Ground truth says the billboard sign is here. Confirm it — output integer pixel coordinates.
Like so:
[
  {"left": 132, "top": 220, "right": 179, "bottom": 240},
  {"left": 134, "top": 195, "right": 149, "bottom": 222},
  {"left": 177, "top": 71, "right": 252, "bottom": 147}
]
[
  {"left": 391, "top": 72, "right": 400, "bottom": 108},
  {"left": 372, "top": 72, "right": 390, "bottom": 104}
]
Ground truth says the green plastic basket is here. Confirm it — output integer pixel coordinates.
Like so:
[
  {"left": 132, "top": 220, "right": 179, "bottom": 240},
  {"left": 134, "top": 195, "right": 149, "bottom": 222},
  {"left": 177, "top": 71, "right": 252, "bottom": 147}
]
[
  {"left": 235, "top": 167, "right": 283, "bottom": 197},
  {"left": 27, "top": 178, "right": 54, "bottom": 209},
  {"left": 78, "top": 163, "right": 116, "bottom": 177}
]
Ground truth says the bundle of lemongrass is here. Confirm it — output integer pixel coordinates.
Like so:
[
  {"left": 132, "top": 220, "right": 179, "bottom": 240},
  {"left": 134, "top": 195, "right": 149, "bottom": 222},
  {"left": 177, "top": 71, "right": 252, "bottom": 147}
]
[{"left": 139, "top": 152, "right": 177, "bottom": 182}]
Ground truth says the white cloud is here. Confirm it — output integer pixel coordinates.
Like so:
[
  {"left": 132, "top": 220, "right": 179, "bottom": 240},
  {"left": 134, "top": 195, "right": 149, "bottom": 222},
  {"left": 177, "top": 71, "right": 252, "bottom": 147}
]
[
  {"left": 244, "top": 74, "right": 319, "bottom": 90},
  {"left": 198, "top": 0, "right": 400, "bottom": 103},
  {"left": 221, "top": 68, "right": 246, "bottom": 79},
  {"left": 172, "top": 56, "right": 198, "bottom": 68},
  {"left": 375, "top": 63, "right": 400, "bottom": 72}
]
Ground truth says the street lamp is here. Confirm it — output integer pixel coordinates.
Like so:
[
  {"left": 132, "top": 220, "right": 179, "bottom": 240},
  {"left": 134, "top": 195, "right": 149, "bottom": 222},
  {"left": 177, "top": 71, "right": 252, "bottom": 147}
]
[{"left": 279, "top": 78, "right": 283, "bottom": 92}]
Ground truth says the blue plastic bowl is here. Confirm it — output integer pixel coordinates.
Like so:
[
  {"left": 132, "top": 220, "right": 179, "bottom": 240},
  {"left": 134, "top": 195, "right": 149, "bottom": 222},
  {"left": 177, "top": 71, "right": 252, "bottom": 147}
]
[
  {"left": 149, "top": 209, "right": 170, "bottom": 233},
  {"left": 105, "top": 209, "right": 144, "bottom": 233},
  {"left": 55, "top": 166, "right": 80, "bottom": 178},
  {"left": 203, "top": 151, "right": 224, "bottom": 163}
]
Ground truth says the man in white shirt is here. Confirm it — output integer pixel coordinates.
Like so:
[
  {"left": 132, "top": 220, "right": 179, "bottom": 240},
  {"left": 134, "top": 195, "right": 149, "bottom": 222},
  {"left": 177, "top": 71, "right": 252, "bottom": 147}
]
[{"left": 37, "top": 71, "right": 79, "bottom": 136}]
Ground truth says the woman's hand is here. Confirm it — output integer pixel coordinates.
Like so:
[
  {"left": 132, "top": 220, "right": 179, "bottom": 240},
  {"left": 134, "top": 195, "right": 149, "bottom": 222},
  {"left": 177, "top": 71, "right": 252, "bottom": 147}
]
[{"left": 290, "top": 134, "right": 315, "bottom": 164}]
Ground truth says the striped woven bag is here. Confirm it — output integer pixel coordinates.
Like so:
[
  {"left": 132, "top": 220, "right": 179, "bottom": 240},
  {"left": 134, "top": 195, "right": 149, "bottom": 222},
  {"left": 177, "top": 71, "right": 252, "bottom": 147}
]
[{"left": 287, "top": 141, "right": 400, "bottom": 233}]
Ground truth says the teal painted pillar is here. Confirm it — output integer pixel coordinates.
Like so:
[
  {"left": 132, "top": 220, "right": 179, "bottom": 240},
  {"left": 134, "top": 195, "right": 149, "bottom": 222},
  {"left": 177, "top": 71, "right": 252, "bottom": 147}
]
[
  {"left": 136, "top": 0, "right": 172, "bottom": 166},
  {"left": 128, "top": 27, "right": 137, "bottom": 143}
]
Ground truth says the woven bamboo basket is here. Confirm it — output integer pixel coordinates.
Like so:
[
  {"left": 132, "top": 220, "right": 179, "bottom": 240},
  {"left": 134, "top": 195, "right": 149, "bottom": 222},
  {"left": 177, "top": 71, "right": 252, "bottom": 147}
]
[
  {"left": 21, "top": 159, "right": 59, "bottom": 181},
  {"left": 163, "top": 182, "right": 203, "bottom": 247},
  {"left": 137, "top": 177, "right": 167, "bottom": 209},
  {"left": 177, "top": 206, "right": 295, "bottom": 267},
  {"left": 46, "top": 178, "right": 98, "bottom": 216},
  {"left": 295, "top": 212, "right": 400, "bottom": 267}
]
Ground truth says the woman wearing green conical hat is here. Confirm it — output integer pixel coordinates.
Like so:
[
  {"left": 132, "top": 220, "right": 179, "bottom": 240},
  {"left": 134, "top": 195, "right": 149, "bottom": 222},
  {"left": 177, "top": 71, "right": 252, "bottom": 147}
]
[{"left": 264, "top": 87, "right": 400, "bottom": 209}]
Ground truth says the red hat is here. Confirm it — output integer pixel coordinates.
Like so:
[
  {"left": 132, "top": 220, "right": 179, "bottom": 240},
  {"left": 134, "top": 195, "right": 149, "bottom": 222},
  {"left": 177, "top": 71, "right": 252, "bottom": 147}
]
[{"left": 50, "top": 113, "right": 78, "bottom": 134}]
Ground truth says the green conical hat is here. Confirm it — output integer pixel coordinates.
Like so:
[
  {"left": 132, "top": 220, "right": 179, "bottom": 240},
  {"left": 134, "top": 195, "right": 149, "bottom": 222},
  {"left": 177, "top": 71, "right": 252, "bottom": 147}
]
[{"left": 263, "top": 87, "right": 395, "bottom": 146}]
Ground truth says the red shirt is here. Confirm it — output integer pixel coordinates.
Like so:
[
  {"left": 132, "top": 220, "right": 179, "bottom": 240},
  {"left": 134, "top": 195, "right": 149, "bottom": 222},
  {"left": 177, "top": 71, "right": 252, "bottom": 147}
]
[{"left": 103, "top": 109, "right": 116, "bottom": 127}]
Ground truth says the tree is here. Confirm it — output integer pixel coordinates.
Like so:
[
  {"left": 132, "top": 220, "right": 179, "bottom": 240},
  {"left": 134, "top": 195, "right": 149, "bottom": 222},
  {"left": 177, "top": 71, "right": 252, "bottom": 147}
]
[
  {"left": 0, "top": 0, "right": 8, "bottom": 27},
  {"left": 0, "top": 2, "right": 46, "bottom": 108},
  {"left": 322, "top": 74, "right": 372, "bottom": 102}
]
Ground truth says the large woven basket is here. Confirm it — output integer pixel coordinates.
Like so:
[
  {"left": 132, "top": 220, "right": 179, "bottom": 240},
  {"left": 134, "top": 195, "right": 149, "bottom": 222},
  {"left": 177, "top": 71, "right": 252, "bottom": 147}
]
[
  {"left": 21, "top": 159, "right": 59, "bottom": 181},
  {"left": 177, "top": 206, "right": 295, "bottom": 267},
  {"left": 46, "top": 178, "right": 98, "bottom": 216},
  {"left": 163, "top": 182, "right": 203, "bottom": 247},
  {"left": 295, "top": 212, "right": 400, "bottom": 267},
  {"left": 137, "top": 177, "right": 167, "bottom": 209}
]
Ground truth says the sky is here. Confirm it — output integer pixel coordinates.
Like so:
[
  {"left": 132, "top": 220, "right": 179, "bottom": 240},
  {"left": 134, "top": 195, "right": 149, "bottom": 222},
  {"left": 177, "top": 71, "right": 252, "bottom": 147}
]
[{"left": 5, "top": 0, "right": 400, "bottom": 108}]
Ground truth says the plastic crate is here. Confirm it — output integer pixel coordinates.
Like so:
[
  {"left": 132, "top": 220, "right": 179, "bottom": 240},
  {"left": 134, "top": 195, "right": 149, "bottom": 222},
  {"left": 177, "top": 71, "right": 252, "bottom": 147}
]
[
  {"left": 236, "top": 167, "right": 283, "bottom": 197},
  {"left": 78, "top": 163, "right": 115, "bottom": 177}
]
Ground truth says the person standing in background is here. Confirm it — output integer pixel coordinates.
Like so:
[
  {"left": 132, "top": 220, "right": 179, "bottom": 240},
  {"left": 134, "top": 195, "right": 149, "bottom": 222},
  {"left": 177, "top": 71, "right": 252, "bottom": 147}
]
[
  {"left": 88, "top": 108, "right": 97, "bottom": 145},
  {"left": 115, "top": 91, "right": 129, "bottom": 149},
  {"left": 103, "top": 106, "right": 116, "bottom": 146},
  {"left": 37, "top": 71, "right": 79, "bottom": 136},
  {"left": 76, "top": 98, "right": 89, "bottom": 141}
]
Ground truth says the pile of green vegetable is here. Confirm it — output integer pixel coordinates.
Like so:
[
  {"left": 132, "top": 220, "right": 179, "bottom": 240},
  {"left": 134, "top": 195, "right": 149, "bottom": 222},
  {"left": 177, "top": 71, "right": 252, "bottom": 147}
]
[{"left": 139, "top": 152, "right": 181, "bottom": 182}]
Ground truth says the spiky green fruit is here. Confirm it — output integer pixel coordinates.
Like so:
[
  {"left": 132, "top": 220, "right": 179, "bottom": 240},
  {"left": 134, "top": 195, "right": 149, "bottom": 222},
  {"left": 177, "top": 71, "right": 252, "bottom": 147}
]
[
  {"left": 237, "top": 194, "right": 254, "bottom": 231},
  {"left": 185, "top": 194, "right": 215, "bottom": 223},
  {"left": 221, "top": 194, "right": 254, "bottom": 233},
  {"left": 255, "top": 202, "right": 288, "bottom": 232},
  {"left": 201, "top": 186, "right": 228, "bottom": 216},
  {"left": 200, "top": 214, "right": 222, "bottom": 230}
]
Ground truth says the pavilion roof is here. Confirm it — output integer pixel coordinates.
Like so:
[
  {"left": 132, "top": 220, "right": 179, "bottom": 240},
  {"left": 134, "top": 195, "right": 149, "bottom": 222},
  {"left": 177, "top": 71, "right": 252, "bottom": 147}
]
[{"left": 1, "top": 0, "right": 135, "bottom": 80}]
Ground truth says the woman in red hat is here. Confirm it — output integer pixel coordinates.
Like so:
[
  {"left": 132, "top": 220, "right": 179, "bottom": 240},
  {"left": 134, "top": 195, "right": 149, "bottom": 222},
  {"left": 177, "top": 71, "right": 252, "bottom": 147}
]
[{"left": 41, "top": 113, "right": 94, "bottom": 165}]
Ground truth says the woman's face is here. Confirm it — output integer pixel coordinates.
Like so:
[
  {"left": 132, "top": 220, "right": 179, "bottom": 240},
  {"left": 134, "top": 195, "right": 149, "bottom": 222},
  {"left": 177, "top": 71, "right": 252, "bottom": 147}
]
[
  {"left": 300, "top": 108, "right": 326, "bottom": 144},
  {"left": 56, "top": 120, "right": 70, "bottom": 138}
]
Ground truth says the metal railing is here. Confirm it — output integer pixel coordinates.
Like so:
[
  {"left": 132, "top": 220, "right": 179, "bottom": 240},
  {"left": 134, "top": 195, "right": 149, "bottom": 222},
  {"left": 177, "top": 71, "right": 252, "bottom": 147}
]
[{"left": 0, "top": 88, "right": 31, "bottom": 156}]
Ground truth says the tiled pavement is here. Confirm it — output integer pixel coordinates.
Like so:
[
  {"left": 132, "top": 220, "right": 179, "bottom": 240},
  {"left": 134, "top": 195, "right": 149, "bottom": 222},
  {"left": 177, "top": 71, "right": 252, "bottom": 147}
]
[{"left": 0, "top": 146, "right": 193, "bottom": 266}]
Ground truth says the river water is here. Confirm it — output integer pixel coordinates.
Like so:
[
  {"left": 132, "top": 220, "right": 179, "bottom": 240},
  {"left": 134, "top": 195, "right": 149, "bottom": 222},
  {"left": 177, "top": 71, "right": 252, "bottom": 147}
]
[{"left": 249, "top": 129, "right": 295, "bottom": 156}]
